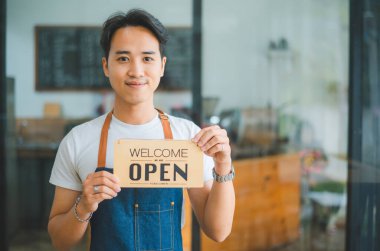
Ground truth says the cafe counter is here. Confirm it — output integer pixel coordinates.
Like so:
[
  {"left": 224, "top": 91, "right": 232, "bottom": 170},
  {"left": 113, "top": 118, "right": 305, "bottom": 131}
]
[{"left": 182, "top": 153, "right": 301, "bottom": 251}]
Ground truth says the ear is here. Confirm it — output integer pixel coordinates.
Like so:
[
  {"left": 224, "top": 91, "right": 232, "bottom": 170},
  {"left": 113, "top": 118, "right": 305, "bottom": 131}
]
[
  {"left": 102, "top": 57, "right": 109, "bottom": 77},
  {"left": 160, "top": 56, "right": 167, "bottom": 77}
]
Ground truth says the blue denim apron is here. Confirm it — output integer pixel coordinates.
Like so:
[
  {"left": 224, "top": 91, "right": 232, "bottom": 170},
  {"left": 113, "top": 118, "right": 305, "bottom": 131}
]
[{"left": 90, "top": 110, "right": 183, "bottom": 251}]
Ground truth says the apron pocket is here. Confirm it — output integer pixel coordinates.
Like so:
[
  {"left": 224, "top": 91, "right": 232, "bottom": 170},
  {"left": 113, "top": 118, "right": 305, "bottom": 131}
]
[{"left": 135, "top": 202, "right": 174, "bottom": 251}]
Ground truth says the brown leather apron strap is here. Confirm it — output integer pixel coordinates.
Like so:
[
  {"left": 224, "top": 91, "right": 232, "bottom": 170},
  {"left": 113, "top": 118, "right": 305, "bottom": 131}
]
[
  {"left": 97, "top": 109, "right": 173, "bottom": 168},
  {"left": 156, "top": 108, "right": 173, "bottom": 140},
  {"left": 97, "top": 111, "right": 113, "bottom": 168}
]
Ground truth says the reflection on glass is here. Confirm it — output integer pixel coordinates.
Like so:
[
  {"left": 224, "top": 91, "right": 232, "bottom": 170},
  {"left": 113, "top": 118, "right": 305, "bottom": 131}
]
[{"left": 200, "top": 0, "right": 348, "bottom": 250}]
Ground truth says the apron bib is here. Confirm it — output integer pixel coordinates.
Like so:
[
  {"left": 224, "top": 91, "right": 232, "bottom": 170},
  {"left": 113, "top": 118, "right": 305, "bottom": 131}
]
[{"left": 90, "top": 109, "right": 183, "bottom": 251}]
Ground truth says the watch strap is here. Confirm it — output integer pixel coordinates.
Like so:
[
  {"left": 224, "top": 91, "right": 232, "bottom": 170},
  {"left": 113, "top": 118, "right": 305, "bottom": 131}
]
[{"left": 212, "top": 166, "right": 235, "bottom": 183}]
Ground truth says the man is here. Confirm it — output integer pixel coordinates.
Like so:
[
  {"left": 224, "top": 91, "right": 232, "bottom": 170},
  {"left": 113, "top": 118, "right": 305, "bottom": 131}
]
[{"left": 48, "top": 9, "right": 235, "bottom": 251}]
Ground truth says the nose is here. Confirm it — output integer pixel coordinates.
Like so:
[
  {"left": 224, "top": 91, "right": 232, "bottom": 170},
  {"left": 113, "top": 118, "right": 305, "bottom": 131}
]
[{"left": 127, "top": 60, "right": 144, "bottom": 78}]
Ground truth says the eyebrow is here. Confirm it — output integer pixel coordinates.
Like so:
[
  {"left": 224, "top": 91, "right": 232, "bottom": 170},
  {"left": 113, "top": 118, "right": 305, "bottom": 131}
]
[{"left": 115, "top": 50, "right": 156, "bottom": 55}]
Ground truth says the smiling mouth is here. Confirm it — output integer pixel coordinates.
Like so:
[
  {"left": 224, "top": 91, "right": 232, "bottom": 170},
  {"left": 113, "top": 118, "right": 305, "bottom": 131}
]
[{"left": 125, "top": 81, "right": 147, "bottom": 87}]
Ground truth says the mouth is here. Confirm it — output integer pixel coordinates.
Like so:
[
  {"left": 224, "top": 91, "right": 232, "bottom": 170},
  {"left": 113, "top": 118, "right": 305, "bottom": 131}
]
[{"left": 125, "top": 80, "right": 148, "bottom": 87}]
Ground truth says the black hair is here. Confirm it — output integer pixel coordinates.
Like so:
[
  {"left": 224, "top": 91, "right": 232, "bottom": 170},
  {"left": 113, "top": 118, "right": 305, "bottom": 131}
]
[{"left": 100, "top": 9, "right": 168, "bottom": 60}]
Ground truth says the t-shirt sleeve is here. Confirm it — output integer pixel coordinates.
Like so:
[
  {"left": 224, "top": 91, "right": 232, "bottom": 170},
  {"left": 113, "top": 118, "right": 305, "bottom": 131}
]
[{"left": 49, "top": 131, "right": 83, "bottom": 191}]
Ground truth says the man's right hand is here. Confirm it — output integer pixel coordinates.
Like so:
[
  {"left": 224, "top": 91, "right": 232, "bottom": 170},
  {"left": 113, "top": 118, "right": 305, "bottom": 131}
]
[
  {"left": 48, "top": 172, "right": 120, "bottom": 250},
  {"left": 79, "top": 171, "right": 121, "bottom": 215}
]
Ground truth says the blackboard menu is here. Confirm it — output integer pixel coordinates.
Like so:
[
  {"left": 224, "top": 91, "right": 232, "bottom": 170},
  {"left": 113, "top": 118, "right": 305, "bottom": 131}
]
[
  {"left": 161, "top": 28, "right": 193, "bottom": 90},
  {"left": 35, "top": 26, "right": 192, "bottom": 91},
  {"left": 35, "top": 26, "right": 108, "bottom": 90}
]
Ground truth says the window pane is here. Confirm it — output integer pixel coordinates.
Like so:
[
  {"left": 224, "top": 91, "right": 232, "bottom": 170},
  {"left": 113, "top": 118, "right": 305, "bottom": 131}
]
[{"left": 201, "top": 1, "right": 349, "bottom": 250}]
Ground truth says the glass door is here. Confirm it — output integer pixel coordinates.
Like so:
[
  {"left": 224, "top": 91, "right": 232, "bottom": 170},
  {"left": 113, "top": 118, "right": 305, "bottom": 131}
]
[{"left": 200, "top": 0, "right": 349, "bottom": 250}]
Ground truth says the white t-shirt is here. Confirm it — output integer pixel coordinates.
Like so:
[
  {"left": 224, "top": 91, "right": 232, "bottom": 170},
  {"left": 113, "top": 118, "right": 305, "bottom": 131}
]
[{"left": 49, "top": 112, "right": 214, "bottom": 226}]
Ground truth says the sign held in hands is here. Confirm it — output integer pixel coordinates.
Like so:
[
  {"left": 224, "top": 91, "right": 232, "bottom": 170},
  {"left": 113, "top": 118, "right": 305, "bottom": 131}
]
[{"left": 114, "top": 139, "right": 204, "bottom": 188}]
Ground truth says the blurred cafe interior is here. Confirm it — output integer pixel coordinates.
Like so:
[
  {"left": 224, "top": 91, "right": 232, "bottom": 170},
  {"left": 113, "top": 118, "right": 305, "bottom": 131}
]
[{"left": 1, "top": 0, "right": 380, "bottom": 251}]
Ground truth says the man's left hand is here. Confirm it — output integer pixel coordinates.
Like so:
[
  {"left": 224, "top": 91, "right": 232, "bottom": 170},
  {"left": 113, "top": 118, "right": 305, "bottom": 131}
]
[{"left": 192, "top": 125, "right": 232, "bottom": 174}]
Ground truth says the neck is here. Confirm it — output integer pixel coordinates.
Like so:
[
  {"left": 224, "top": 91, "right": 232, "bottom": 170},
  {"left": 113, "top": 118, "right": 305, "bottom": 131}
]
[{"left": 112, "top": 100, "right": 157, "bottom": 125}]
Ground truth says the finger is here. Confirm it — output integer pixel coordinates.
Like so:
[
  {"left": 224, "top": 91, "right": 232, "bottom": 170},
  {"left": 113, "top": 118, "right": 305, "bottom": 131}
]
[
  {"left": 83, "top": 187, "right": 115, "bottom": 206},
  {"left": 83, "top": 174, "right": 95, "bottom": 193},
  {"left": 83, "top": 175, "right": 120, "bottom": 195},
  {"left": 196, "top": 127, "right": 225, "bottom": 148},
  {"left": 220, "top": 128, "right": 228, "bottom": 136},
  {"left": 92, "top": 171, "right": 120, "bottom": 184},
  {"left": 192, "top": 125, "right": 220, "bottom": 143},
  {"left": 206, "top": 143, "right": 229, "bottom": 156},
  {"left": 90, "top": 176, "right": 121, "bottom": 193},
  {"left": 200, "top": 135, "right": 228, "bottom": 152},
  {"left": 92, "top": 185, "right": 118, "bottom": 197}
]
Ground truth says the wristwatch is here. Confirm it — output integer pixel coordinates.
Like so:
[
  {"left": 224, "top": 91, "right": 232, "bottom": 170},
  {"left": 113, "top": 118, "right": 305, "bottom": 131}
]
[{"left": 212, "top": 166, "right": 235, "bottom": 183}]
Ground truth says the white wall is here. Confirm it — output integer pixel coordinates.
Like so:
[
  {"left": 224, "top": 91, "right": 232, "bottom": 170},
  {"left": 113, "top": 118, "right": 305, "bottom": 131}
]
[
  {"left": 203, "top": 0, "right": 348, "bottom": 110},
  {"left": 203, "top": 0, "right": 270, "bottom": 110},
  {"left": 6, "top": 0, "right": 192, "bottom": 118},
  {"left": 202, "top": 0, "right": 349, "bottom": 154}
]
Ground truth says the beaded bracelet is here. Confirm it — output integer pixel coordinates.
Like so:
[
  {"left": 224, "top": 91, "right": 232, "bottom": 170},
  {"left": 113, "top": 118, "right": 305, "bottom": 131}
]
[{"left": 73, "top": 196, "right": 93, "bottom": 223}]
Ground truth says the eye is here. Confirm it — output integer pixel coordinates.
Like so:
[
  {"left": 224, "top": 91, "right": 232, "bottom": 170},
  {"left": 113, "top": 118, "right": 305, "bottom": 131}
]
[
  {"left": 118, "top": 57, "right": 129, "bottom": 62},
  {"left": 143, "top": 57, "right": 154, "bottom": 62}
]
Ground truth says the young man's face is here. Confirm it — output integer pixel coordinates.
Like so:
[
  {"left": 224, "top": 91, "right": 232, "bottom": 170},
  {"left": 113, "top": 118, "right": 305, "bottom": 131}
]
[{"left": 102, "top": 26, "right": 166, "bottom": 107}]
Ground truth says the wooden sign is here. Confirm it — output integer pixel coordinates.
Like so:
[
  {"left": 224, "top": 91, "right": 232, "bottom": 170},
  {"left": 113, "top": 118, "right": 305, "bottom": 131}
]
[{"left": 114, "top": 139, "right": 204, "bottom": 188}]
